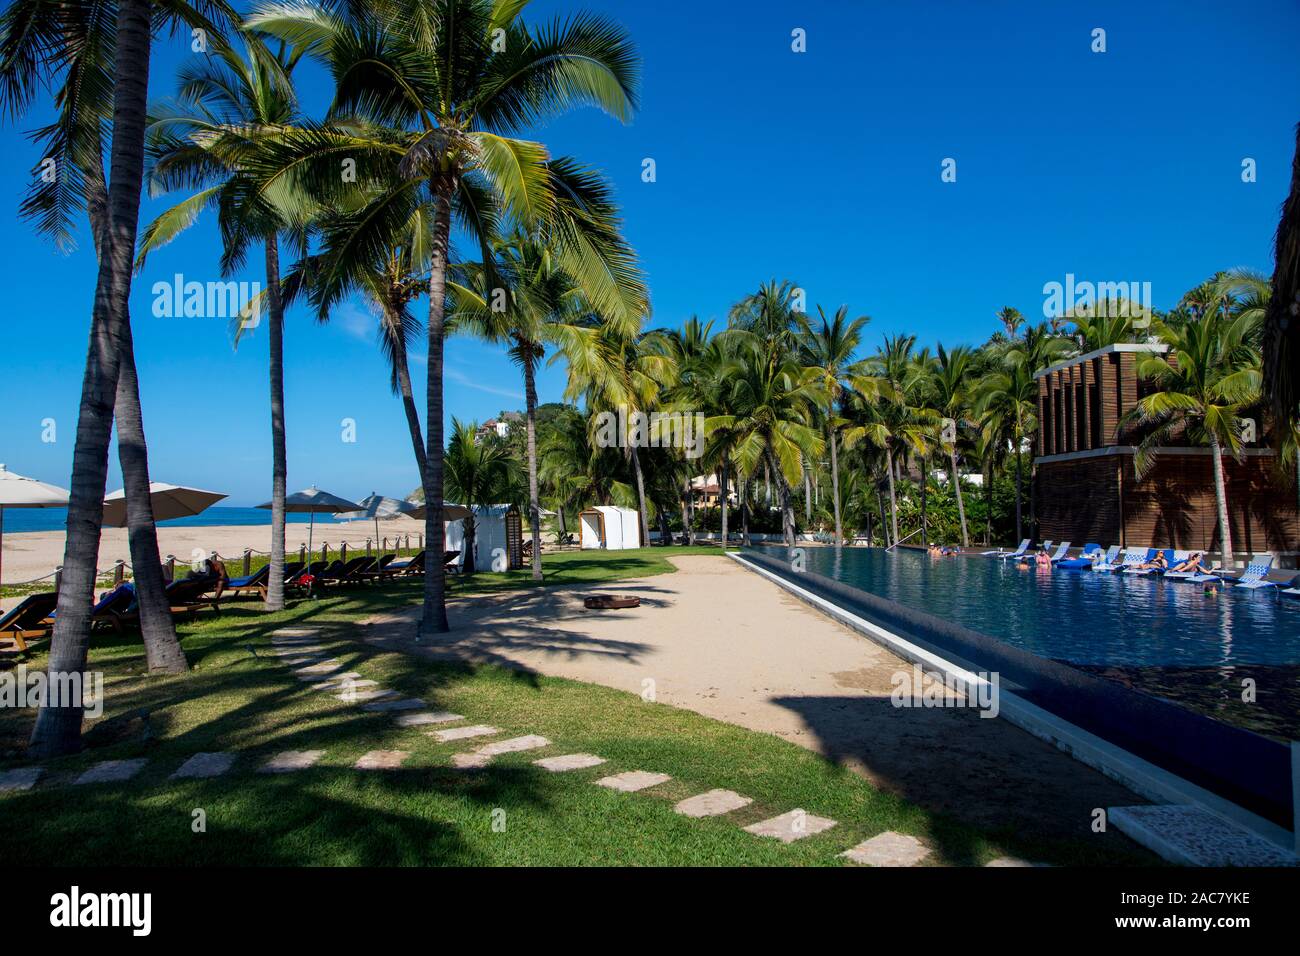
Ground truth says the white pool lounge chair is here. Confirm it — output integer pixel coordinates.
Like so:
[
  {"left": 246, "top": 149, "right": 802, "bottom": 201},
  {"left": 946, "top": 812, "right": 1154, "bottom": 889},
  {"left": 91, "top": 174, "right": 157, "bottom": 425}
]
[
  {"left": 1221, "top": 557, "right": 1276, "bottom": 590},
  {"left": 1092, "top": 545, "right": 1123, "bottom": 571},
  {"left": 1047, "top": 541, "right": 1071, "bottom": 563},
  {"left": 989, "top": 538, "right": 1031, "bottom": 559},
  {"left": 1115, "top": 548, "right": 1152, "bottom": 573}
]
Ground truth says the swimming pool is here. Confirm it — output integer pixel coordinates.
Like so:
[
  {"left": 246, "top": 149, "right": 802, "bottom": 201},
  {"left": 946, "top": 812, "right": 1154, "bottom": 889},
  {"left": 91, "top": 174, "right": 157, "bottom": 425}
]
[{"left": 749, "top": 545, "right": 1300, "bottom": 668}]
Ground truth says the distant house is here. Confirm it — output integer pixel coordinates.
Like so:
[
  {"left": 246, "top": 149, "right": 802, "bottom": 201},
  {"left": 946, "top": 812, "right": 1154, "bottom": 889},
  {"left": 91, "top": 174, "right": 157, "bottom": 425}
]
[
  {"left": 477, "top": 411, "right": 523, "bottom": 442},
  {"left": 1032, "top": 343, "right": 1297, "bottom": 564},
  {"left": 688, "top": 473, "right": 735, "bottom": 507}
]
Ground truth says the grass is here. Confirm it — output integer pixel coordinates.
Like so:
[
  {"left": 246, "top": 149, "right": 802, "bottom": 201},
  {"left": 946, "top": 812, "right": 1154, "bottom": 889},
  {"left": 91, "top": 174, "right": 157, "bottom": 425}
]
[{"left": 0, "top": 548, "right": 1154, "bottom": 867}]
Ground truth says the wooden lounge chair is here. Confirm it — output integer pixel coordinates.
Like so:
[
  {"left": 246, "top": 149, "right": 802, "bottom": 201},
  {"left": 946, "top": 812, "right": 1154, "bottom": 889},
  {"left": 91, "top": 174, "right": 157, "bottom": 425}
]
[
  {"left": 316, "top": 556, "right": 373, "bottom": 587},
  {"left": 223, "top": 564, "right": 271, "bottom": 600},
  {"left": 0, "top": 592, "right": 58, "bottom": 652},
  {"left": 354, "top": 554, "right": 397, "bottom": 582},
  {"left": 386, "top": 551, "right": 426, "bottom": 577}
]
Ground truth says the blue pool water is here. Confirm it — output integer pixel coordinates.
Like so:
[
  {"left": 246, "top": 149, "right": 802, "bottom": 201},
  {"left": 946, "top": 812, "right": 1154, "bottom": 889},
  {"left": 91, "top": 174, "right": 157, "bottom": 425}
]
[{"left": 752, "top": 546, "right": 1300, "bottom": 668}]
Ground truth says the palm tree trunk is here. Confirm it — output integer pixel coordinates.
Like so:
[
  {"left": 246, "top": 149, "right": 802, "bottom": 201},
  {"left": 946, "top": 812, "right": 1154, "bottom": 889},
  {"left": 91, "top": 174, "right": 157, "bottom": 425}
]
[
  {"left": 885, "top": 446, "right": 900, "bottom": 546},
  {"left": 462, "top": 515, "right": 476, "bottom": 575},
  {"left": 1014, "top": 446, "right": 1024, "bottom": 542},
  {"left": 31, "top": 0, "right": 152, "bottom": 758},
  {"left": 391, "top": 314, "right": 427, "bottom": 477},
  {"left": 741, "top": 479, "right": 751, "bottom": 546},
  {"left": 418, "top": 174, "right": 454, "bottom": 639},
  {"left": 630, "top": 445, "right": 650, "bottom": 546},
  {"left": 265, "top": 235, "right": 288, "bottom": 611},
  {"left": 115, "top": 334, "right": 185, "bottom": 672},
  {"left": 829, "top": 428, "right": 842, "bottom": 546},
  {"left": 768, "top": 450, "right": 795, "bottom": 545},
  {"left": 522, "top": 353, "right": 542, "bottom": 579},
  {"left": 679, "top": 477, "right": 690, "bottom": 545},
  {"left": 918, "top": 454, "right": 929, "bottom": 545},
  {"left": 720, "top": 459, "right": 730, "bottom": 547},
  {"left": 983, "top": 460, "right": 993, "bottom": 545},
  {"left": 950, "top": 449, "right": 969, "bottom": 547},
  {"left": 85, "top": 150, "right": 181, "bottom": 670},
  {"left": 803, "top": 467, "right": 811, "bottom": 524},
  {"left": 1210, "top": 435, "right": 1235, "bottom": 566}
]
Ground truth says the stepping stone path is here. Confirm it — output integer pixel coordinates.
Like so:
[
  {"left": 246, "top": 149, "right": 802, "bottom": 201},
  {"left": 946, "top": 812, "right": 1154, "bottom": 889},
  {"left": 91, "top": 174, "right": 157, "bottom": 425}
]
[
  {"left": 0, "top": 767, "right": 41, "bottom": 792},
  {"left": 295, "top": 661, "right": 346, "bottom": 676},
  {"left": 361, "top": 698, "right": 427, "bottom": 713},
  {"left": 595, "top": 770, "right": 671, "bottom": 793},
  {"left": 259, "top": 750, "right": 325, "bottom": 774},
  {"left": 171, "top": 752, "right": 236, "bottom": 780},
  {"left": 354, "top": 750, "right": 410, "bottom": 771},
  {"left": 431, "top": 724, "right": 499, "bottom": 743},
  {"left": 674, "top": 788, "right": 752, "bottom": 818},
  {"left": 75, "top": 759, "right": 148, "bottom": 785},
  {"left": 334, "top": 688, "right": 397, "bottom": 703},
  {"left": 451, "top": 753, "right": 492, "bottom": 769},
  {"left": 272, "top": 645, "right": 326, "bottom": 656},
  {"left": 744, "top": 809, "right": 837, "bottom": 843},
  {"left": 841, "top": 832, "right": 930, "bottom": 867},
  {"left": 477, "top": 735, "right": 550, "bottom": 757},
  {"left": 394, "top": 711, "right": 463, "bottom": 728},
  {"left": 300, "top": 672, "right": 365, "bottom": 686},
  {"left": 984, "top": 857, "right": 1038, "bottom": 867},
  {"left": 533, "top": 753, "right": 606, "bottom": 773}
]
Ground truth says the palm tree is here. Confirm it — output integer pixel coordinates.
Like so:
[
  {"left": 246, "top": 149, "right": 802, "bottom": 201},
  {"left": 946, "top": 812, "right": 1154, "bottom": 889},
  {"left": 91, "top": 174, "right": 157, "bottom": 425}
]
[
  {"left": 138, "top": 38, "right": 303, "bottom": 612},
  {"left": 1263, "top": 124, "right": 1300, "bottom": 432},
  {"left": 1122, "top": 313, "right": 1262, "bottom": 564},
  {"left": 443, "top": 419, "right": 518, "bottom": 574},
  {"left": 449, "top": 220, "right": 644, "bottom": 579},
  {"left": 2, "top": 0, "right": 236, "bottom": 756},
  {"left": 859, "top": 334, "right": 931, "bottom": 545},
  {"left": 798, "top": 305, "right": 873, "bottom": 546},
  {"left": 933, "top": 344, "right": 974, "bottom": 547},
  {"left": 975, "top": 360, "right": 1037, "bottom": 541},
  {"left": 245, "top": 0, "right": 639, "bottom": 637},
  {"left": 997, "top": 306, "right": 1024, "bottom": 339}
]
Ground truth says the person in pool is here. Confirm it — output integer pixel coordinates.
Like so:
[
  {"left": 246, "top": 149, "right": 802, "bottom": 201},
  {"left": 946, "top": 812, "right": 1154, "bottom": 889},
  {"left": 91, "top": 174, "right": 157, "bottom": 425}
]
[{"left": 1034, "top": 547, "right": 1052, "bottom": 567}]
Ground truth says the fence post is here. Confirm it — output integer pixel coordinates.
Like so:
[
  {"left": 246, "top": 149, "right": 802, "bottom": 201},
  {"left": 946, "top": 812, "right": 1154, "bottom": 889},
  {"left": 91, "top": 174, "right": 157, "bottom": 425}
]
[
  {"left": 340, "top": 541, "right": 348, "bottom": 562},
  {"left": 242, "top": 549, "right": 252, "bottom": 576},
  {"left": 163, "top": 555, "right": 176, "bottom": 582},
  {"left": 366, "top": 537, "right": 372, "bottom": 557},
  {"left": 321, "top": 543, "right": 329, "bottom": 563},
  {"left": 299, "top": 543, "right": 306, "bottom": 564},
  {"left": 112, "top": 560, "right": 125, "bottom": 585},
  {"left": 54, "top": 565, "right": 63, "bottom": 592}
]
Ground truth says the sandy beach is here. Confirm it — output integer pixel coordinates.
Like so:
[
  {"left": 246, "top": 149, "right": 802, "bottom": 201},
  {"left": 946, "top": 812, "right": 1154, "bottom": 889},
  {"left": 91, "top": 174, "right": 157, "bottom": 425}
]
[
  {"left": 1, "top": 517, "right": 429, "bottom": 599},
  {"left": 362, "top": 554, "right": 1147, "bottom": 845}
]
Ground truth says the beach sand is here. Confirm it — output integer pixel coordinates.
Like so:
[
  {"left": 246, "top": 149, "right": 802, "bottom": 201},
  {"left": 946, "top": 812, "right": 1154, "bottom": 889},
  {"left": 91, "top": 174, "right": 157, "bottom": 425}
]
[
  {"left": 362, "top": 553, "right": 1148, "bottom": 847},
  {"left": 1, "top": 517, "right": 429, "bottom": 600}
]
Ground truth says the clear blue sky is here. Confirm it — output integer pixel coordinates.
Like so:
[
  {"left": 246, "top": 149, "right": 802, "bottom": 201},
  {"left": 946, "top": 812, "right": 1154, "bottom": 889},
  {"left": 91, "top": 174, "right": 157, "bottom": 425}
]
[{"left": 0, "top": 0, "right": 1297, "bottom": 504}]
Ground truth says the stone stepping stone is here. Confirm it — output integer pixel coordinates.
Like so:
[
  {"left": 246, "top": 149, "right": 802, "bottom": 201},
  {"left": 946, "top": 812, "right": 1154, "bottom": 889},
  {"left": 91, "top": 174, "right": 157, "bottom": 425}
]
[
  {"left": 674, "top": 788, "right": 753, "bottom": 818},
  {"left": 744, "top": 810, "right": 837, "bottom": 843},
  {"left": 394, "top": 710, "right": 463, "bottom": 728},
  {"left": 0, "top": 767, "right": 42, "bottom": 792},
  {"left": 335, "top": 688, "right": 398, "bottom": 703},
  {"left": 594, "top": 770, "right": 671, "bottom": 793},
  {"left": 171, "top": 752, "right": 237, "bottom": 780},
  {"left": 841, "top": 832, "right": 931, "bottom": 866},
  {"left": 271, "top": 628, "right": 320, "bottom": 638},
  {"left": 281, "top": 657, "right": 331, "bottom": 668},
  {"left": 533, "top": 753, "right": 606, "bottom": 773},
  {"left": 75, "top": 759, "right": 148, "bottom": 785},
  {"left": 476, "top": 735, "right": 549, "bottom": 757},
  {"left": 292, "top": 660, "right": 344, "bottom": 675},
  {"left": 259, "top": 750, "right": 325, "bottom": 774},
  {"left": 354, "top": 750, "right": 410, "bottom": 771},
  {"left": 272, "top": 645, "right": 326, "bottom": 656},
  {"left": 450, "top": 752, "right": 492, "bottom": 769},
  {"left": 985, "top": 856, "right": 1038, "bottom": 867},
  {"left": 361, "top": 698, "right": 427, "bottom": 713},
  {"left": 431, "top": 724, "right": 499, "bottom": 743},
  {"left": 298, "top": 671, "right": 364, "bottom": 685}
]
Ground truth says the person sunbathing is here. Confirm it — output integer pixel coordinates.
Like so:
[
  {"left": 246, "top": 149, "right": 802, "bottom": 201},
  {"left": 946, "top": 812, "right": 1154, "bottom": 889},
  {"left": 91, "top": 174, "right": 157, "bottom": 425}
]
[
  {"left": 1171, "top": 552, "right": 1211, "bottom": 574},
  {"left": 1135, "top": 551, "right": 1168, "bottom": 571}
]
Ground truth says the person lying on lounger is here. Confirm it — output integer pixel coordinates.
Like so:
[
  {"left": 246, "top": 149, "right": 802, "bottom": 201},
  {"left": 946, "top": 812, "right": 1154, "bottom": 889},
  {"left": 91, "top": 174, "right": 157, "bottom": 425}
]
[
  {"left": 1171, "top": 552, "right": 1211, "bottom": 574},
  {"left": 186, "top": 552, "right": 228, "bottom": 599},
  {"left": 1135, "top": 551, "right": 1168, "bottom": 572}
]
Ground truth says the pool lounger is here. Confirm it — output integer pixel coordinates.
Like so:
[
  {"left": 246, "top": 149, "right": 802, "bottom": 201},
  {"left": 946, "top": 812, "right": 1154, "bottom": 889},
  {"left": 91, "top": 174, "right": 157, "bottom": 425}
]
[
  {"left": 1046, "top": 541, "right": 1071, "bottom": 563},
  {"left": 1090, "top": 545, "right": 1123, "bottom": 571},
  {"left": 1125, "top": 548, "right": 1176, "bottom": 576},
  {"left": 1056, "top": 542, "right": 1102, "bottom": 570},
  {"left": 1112, "top": 548, "right": 1153, "bottom": 573},
  {"left": 1220, "top": 559, "right": 1277, "bottom": 590},
  {"left": 987, "top": 538, "right": 1031, "bottom": 559}
]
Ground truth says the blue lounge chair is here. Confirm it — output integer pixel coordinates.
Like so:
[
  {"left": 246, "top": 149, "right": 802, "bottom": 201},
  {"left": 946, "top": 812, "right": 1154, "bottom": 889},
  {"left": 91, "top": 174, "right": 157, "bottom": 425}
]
[
  {"left": 1125, "top": 548, "right": 1174, "bottom": 576},
  {"left": 1056, "top": 543, "right": 1101, "bottom": 569},
  {"left": 1047, "top": 541, "right": 1071, "bottom": 563},
  {"left": 1114, "top": 548, "right": 1152, "bottom": 573},
  {"left": 988, "top": 538, "right": 1030, "bottom": 559},
  {"left": 1091, "top": 545, "right": 1123, "bottom": 571},
  {"left": 1220, "top": 557, "right": 1276, "bottom": 590},
  {"left": 1164, "top": 551, "right": 1210, "bottom": 580}
]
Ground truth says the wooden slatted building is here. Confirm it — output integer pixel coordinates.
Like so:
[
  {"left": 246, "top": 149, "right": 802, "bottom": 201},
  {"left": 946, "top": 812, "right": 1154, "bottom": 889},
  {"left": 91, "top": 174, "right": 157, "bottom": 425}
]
[{"left": 1032, "top": 343, "right": 1298, "bottom": 564}]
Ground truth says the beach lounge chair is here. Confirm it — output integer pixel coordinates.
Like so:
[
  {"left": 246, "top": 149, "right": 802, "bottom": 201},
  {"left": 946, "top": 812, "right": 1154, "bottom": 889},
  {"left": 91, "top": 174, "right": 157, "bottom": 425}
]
[
  {"left": 354, "top": 554, "right": 397, "bottom": 582},
  {"left": 89, "top": 583, "right": 138, "bottom": 633},
  {"left": 1125, "top": 548, "right": 1174, "bottom": 576},
  {"left": 108, "top": 578, "right": 219, "bottom": 631},
  {"left": 1091, "top": 545, "right": 1123, "bottom": 571},
  {"left": 386, "top": 551, "right": 426, "bottom": 576},
  {"left": 1047, "top": 541, "right": 1071, "bottom": 563},
  {"left": 223, "top": 564, "right": 270, "bottom": 600},
  {"left": 333, "top": 556, "right": 377, "bottom": 585},
  {"left": 1056, "top": 543, "right": 1102, "bottom": 569},
  {"left": 990, "top": 538, "right": 1031, "bottom": 559},
  {"left": 1115, "top": 548, "right": 1154, "bottom": 573},
  {"left": 0, "top": 592, "right": 58, "bottom": 651},
  {"left": 312, "top": 558, "right": 357, "bottom": 587},
  {"left": 1220, "top": 557, "right": 1277, "bottom": 590}
]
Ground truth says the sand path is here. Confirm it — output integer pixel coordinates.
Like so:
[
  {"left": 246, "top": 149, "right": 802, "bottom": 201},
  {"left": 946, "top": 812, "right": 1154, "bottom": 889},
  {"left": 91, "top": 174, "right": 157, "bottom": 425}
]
[{"left": 363, "top": 554, "right": 1146, "bottom": 844}]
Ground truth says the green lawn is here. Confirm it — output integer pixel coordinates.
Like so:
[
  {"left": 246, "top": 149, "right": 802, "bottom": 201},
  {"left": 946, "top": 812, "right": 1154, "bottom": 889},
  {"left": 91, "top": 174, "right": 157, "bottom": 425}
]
[{"left": 0, "top": 549, "right": 1152, "bottom": 866}]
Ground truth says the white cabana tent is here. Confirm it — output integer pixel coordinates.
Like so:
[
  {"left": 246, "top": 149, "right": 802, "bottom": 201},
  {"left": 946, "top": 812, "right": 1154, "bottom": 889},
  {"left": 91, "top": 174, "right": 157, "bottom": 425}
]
[
  {"left": 444, "top": 504, "right": 523, "bottom": 571},
  {"left": 579, "top": 506, "right": 640, "bottom": 550}
]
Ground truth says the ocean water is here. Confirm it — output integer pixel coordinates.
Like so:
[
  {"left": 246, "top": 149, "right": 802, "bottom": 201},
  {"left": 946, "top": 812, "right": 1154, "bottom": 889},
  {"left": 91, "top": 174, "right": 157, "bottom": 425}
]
[
  {"left": 1, "top": 506, "right": 340, "bottom": 533},
  {"left": 750, "top": 545, "right": 1300, "bottom": 668}
]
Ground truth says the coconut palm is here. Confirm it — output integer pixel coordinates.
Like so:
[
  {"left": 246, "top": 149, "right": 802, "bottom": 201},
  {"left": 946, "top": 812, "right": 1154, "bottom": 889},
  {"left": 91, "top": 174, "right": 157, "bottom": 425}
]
[
  {"left": 997, "top": 306, "right": 1024, "bottom": 339},
  {"left": 797, "top": 304, "right": 874, "bottom": 546},
  {"left": 138, "top": 38, "right": 304, "bottom": 611},
  {"left": 1122, "top": 312, "right": 1262, "bottom": 563},
  {"left": 1, "top": 0, "right": 238, "bottom": 756},
  {"left": 243, "top": 0, "right": 639, "bottom": 636},
  {"left": 975, "top": 359, "right": 1037, "bottom": 541},
  {"left": 932, "top": 344, "right": 974, "bottom": 547}
]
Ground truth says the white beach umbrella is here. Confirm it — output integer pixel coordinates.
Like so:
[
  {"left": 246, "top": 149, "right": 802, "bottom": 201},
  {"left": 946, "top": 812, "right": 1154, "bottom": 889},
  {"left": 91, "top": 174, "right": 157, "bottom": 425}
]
[
  {"left": 0, "top": 463, "right": 71, "bottom": 593},
  {"left": 337, "top": 492, "right": 419, "bottom": 545},
  {"left": 102, "top": 482, "right": 228, "bottom": 528},
  {"left": 257, "top": 486, "right": 362, "bottom": 556}
]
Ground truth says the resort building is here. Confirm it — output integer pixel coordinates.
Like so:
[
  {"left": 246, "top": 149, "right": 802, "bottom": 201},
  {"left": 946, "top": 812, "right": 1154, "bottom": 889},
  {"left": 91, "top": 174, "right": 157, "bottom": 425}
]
[{"left": 1032, "top": 343, "right": 1298, "bottom": 563}]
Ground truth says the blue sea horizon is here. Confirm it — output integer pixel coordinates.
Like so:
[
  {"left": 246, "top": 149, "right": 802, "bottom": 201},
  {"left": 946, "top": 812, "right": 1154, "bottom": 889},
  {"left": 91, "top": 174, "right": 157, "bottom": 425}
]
[{"left": 2, "top": 506, "right": 347, "bottom": 534}]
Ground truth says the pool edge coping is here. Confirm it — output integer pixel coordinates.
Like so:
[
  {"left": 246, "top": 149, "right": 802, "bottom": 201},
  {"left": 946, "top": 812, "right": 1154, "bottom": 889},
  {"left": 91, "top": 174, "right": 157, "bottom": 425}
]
[{"left": 726, "top": 550, "right": 1296, "bottom": 855}]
